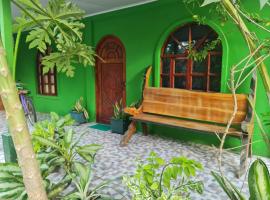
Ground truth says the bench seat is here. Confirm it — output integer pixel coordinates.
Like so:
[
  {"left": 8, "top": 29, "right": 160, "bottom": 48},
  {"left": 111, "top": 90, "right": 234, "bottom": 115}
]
[
  {"left": 120, "top": 66, "right": 252, "bottom": 177},
  {"left": 132, "top": 113, "right": 242, "bottom": 137}
]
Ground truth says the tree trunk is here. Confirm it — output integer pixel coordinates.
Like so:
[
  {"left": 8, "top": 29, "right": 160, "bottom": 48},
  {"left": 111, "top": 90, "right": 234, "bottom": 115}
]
[
  {"left": 0, "top": 39, "right": 48, "bottom": 199},
  {"left": 221, "top": 0, "right": 270, "bottom": 103}
]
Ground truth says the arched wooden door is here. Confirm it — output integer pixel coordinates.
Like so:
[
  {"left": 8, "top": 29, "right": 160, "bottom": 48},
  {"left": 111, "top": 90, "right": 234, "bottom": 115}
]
[{"left": 96, "top": 36, "right": 126, "bottom": 124}]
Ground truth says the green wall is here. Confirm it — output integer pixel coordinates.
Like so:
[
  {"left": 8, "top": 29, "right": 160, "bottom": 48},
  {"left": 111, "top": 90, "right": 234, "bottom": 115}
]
[
  {"left": 16, "top": 0, "right": 270, "bottom": 157},
  {"left": 16, "top": 33, "right": 87, "bottom": 115}
]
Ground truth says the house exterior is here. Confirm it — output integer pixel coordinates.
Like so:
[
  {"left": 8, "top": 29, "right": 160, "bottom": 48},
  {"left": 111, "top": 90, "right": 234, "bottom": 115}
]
[{"left": 1, "top": 0, "right": 270, "bottom": 156}]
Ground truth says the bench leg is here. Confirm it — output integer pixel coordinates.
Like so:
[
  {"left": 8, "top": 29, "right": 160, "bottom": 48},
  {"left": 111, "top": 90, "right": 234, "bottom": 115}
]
[
  {"left": 238, "top": 133, "right": 251, "bottom": 178},
  {"left": 142, "top": 123, "right": 148, "bottom": 136},
  {"left": 120, "top": 121, "right": 137, "bottom": 146}
]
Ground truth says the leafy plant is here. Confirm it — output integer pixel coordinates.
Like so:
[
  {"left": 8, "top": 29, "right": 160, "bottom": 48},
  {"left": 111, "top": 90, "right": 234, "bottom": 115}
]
[
  {"left": 32, "top": 112, "right": 74, "bottom": 151},
  {"left": 32, "top": 113, "right": 100, "bottom": 171},
  {"left": 13, "top": 0, "right": 95, "bottom": 77},
  {"left": 212, "top": 158, "right": 270, "bottom": 200},
  {"left": 112, "top": 99, "right": 128, "bottom": 120},
  {"left": 0, "top": 0, "right": 97, "bottom": 198},
  {"left": 0, "top": 113, "right": 104, "bottom": 200},
  {"left": 64, "top": 162, "right": 108, "bottom": 200},
  {"left": 0, "top": 163, "right": 27, "bottom": 200},
  {"left": 73, "top": 97, "right": 89, "bottom": 120},
  {"left": 123, "top": 152, "right": 204, "bottom": 200}
]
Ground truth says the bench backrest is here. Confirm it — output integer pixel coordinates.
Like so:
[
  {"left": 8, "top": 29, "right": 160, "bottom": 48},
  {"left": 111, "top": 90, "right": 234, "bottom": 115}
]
[{"left": 142, "top": 87, "right": 248, "bottom": 124}]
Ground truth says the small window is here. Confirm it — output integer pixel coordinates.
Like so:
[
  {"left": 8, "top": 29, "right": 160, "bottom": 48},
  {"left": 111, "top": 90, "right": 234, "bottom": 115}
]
[
  {"left": 37, "top": 48, "right": 57, "bottom": 96},
  {"left": 161, "top": 23, "right": 222, "bottom": 92}
]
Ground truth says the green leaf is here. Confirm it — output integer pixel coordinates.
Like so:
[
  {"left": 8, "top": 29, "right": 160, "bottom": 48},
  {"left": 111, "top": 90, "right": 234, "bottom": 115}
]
[
  {"left": 64, "top": 129, "right": 73, "bottom": 147},
  {"left": 248, "top": 159, "right": 270, "bottom": 200},
  {"left": 14, "top": 0, "right": 94, "bottom": 77},
  {"left": 0, "top": 163, "right": 21, "bottom": 173},
  {"left": 150, "top": 182, "right": 159, "bottom": 190},
  {"left": 48, "top": 175, "right": 73, "bottom": 198},
  {"left": 260, "top": 0, "right": 269, "bottom": 9},
  {"left": 74, "top": 162, "right": 91, "bottom": 189},
  {"left": 212, "top": 171, "right": 246, "bottom": 200},
  {"left": 33, "top": 135, "right": 61, "bottom": 150},
  {"left": 201, "top": 0, "right": 221, "bottom": 7}
]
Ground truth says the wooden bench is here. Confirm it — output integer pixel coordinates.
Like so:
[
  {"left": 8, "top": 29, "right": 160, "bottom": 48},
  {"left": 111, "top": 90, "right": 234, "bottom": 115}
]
[{"left": 120, "top": 67, "right": 251, "bottom": 177}]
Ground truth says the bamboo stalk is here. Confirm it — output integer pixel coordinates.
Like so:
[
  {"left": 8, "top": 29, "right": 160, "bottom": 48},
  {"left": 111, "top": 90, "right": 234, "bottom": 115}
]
[
  {"left": 0, "top": 39, "right": 48, "bottom": 200},
  {"left": 221, "top": 0, "right": 270, "bottom": 104}
]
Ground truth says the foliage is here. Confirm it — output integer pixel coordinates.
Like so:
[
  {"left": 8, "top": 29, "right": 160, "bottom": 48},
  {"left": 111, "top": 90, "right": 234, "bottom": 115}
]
[
  {"left": 123, "top": 152, "right": 204, "bottom": 200},
  {"left": 0, "top": 113, "right": 105, "bottom": 200},
  {"left": 32, "top": 113, "right": 101, "bottom": 171},
  {"left": 112, "top": 99, "right": 128, "bottom": 120},
  {"left": 63, "top": 162, "right": 108, "bottom": 200},
  {"left": 183, "top": 0, "right": 228, "bottom": 22},
  {"left": 0, "top": 163, "right": 27, "bottom": 199},
  {"left": 73, "top": 97, "right": 89, "bottom": 119},
  {"left": 13, "top": 0, "right": 95, "bottom": 77},
  {"left": 32, "top": 112, "right": 74, "bottom": 152},
  {"left": 212, "top": 158, "right": 270, "bottom": 200},
  {"left": 201, "top": 0, "right": 270, "bottom": 10},
  {"left": 188, "top": 38, "right": 221, "bottom": 62}
]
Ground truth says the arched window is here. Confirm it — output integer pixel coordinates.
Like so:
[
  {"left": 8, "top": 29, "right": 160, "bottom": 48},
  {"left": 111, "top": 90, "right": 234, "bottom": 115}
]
[
  {"left": 37, "top": 48, "right": 57, "bottom": 96},
  {"left": 161, "top": 23, "right": 222, "bottom": 92}
]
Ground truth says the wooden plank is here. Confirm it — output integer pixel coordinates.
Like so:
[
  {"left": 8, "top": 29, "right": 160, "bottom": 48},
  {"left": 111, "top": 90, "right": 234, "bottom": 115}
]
[
  {"left": 132, "top": 113, "right": 242, "bottom": 137},
  {"left": 143, "top": 87, "right": 248, "bottom": 124}
]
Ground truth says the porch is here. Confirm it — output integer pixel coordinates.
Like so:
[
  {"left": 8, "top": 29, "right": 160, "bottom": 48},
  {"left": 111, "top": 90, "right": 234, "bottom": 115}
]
[{"left": 1, "top": 110, "right": 266, "bottom": 199}]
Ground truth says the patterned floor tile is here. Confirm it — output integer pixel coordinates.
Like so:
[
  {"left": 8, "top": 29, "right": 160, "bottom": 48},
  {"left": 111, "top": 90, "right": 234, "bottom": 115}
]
[{"left": 1, "top": 111, "right": 270, "bottom": 199}]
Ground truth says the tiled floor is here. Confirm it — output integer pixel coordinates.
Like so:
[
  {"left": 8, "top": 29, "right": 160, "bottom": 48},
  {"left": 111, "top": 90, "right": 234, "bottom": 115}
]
[{"left": 1, "top": 111, "right": 270, "bottom": 199}]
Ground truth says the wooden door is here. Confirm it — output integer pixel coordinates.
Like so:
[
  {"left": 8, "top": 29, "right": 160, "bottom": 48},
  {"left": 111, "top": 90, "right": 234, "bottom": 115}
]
[{"left": 96, "top": 36, "right": 126, "bottom": 124}]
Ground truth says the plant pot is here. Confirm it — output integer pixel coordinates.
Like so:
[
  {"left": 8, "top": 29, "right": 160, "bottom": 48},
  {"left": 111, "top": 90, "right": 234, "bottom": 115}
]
[
  {"left": 2, "top": 132, "right": 17, "bottom": 163},
  {"left": 70, "top": 111, "right": 87, "bottom": 124},
  {"left": 111, "top": 118, "right": 130, "bottom": 135}
]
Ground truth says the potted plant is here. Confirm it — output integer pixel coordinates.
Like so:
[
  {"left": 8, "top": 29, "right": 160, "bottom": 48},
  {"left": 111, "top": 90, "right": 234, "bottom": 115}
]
[
  {"left": 70, "top": 97, "right": 89, "bottom": 124},
  {"left": 111, "top": 99, "right": 130, "bottom": 134}
]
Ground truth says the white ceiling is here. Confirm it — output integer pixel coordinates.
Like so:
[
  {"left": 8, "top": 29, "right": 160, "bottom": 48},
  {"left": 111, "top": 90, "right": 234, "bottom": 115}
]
[{"left": 12, "top": 0, "right": 157, "bottom": 18}]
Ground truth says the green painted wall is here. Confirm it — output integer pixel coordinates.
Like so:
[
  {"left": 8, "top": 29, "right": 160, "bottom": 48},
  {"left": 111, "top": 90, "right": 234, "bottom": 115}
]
[
  {"left": 16, "top": 0, "right": 270, "bottom": 157},
  {"left": 16, "top": 33, "right": 87, "bottom": 115}
]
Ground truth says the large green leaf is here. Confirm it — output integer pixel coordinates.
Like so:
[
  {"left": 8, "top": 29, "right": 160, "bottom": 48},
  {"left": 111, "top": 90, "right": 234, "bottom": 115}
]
[
  {"left": 248, "top": 159, "right": 270, "bottom": 200},
  {"left": 33, "top": 135, "right": 61, "bottom": 150},
  {"left": 13, "top": 0, "right": 95, "bottom": 77},
  {"left": 76, "top": 144, "right": 101, "bottom": 163},
  {"left": 0, "top": 163, "right": 27, "bottom": 199},
  {"left": 74, "top": 162, "right": 91, "bottom": 189},
  {"left": 48, "top": 175, "right": 73, "bottom": 198},
  {"left": 0, "top": 163, "right": 21, "bottom": 173}
]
